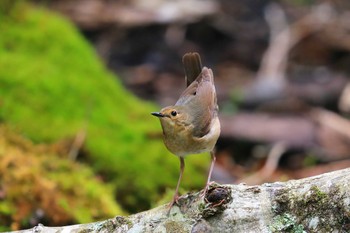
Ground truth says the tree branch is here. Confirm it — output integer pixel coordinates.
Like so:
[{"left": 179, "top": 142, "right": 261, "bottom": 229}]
[{"left": 13, "top": 167, "right": 350, "bottom": 232}]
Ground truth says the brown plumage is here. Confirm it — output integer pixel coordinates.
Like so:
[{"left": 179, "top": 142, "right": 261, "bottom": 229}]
[
  {"left": 151, "top": 52, "right": 220, "bottom": 211},
  {"left": 182, "top": 52, "right": 202, "bottom": 86}
]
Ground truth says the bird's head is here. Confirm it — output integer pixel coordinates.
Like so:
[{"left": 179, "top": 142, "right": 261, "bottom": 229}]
[{"left": 151, "top": 106, "right": 189, "bottom": 132}]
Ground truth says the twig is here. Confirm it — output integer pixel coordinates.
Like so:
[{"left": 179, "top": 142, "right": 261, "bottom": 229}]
[
  {"left": 68, "top": 129, "right": 86, "bottom": 161},
  {"left": 238, "top": 142, "right": 286, "bottom": 185},
  {"left": 257, "top": 3, "right": 335, "bottom": 81},
  {"left": 310, "top": 107, "right": 350, "bottom": 140}
]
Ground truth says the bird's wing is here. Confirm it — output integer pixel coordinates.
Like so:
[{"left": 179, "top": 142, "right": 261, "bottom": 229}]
[{"left": 176, "top": 67, "right": 217, "bottom": 137}]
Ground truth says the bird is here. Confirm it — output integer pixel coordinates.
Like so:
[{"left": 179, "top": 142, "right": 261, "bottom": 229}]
[{"left": 151, "top": 52, "right": 220, "bottom": 210}]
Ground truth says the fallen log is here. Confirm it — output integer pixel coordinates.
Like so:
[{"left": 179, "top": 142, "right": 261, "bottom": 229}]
[{"left": 15, "top": 168, "right": 350, "bottom": 232}]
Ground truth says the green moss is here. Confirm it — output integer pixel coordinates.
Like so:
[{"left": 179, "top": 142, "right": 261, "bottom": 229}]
[
  {"left": 0, "top": 3, "right": 207, "bottom": 213},
  {"left": 114, "top": 216, "right": 132, "bottom": 228},
  {"left": 302, "top": 155, "right": 318, "bottom": 167},
  {"left": 0, "top": 126, "right": 122, "bottom": 230},
  {"left": 269, "top": 213, "right": 305, "bottom": 233},
  {"left": 96, "top": 219, "right": 118, "bottom": 232},
  {"left": 272, "top": 185, "right": 350, "bottom": 232},
  {"left": 307, "top": 186, "right": 327, "bottom": 204}
]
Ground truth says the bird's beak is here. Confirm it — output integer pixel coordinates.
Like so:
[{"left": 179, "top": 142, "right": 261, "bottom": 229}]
[{"left": 151, "top": 112, "right": 164, "bottom": 117}]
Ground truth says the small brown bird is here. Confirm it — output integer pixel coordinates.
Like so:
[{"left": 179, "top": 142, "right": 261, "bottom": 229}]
[{"left": 151, "top": 52, "right": 220, "bottom": 209}]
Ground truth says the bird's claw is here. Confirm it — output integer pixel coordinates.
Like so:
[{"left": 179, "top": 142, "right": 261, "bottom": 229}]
[
  {"left": 167, "top": 195, "right": 181, "bottom": 215},
  {"left": 201, "top": 181, "right": 216, "bottom": 197}
]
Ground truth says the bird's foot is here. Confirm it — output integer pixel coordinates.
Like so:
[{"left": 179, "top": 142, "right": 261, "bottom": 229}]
[
  {"left": 167, "top": 195, "right": 180, "bottom": 215},
  {"left": 200, "top": 181, "right": 217, "bottom": 197}
]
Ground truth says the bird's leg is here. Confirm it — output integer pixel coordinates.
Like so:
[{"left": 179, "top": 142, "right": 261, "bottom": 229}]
[
  {"left": 203, "top": 151, "right": 216, "bottom": 195},
  {"left": 168, "top": 157, "right": 185, "bottom": 211}
]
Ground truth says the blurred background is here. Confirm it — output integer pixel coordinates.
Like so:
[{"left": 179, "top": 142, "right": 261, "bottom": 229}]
[{"left": 1, "top": 0, "right": 350, "bottom": 230}]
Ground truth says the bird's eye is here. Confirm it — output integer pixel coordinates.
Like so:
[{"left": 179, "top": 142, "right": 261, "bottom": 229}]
[{"left": 170, "top": 110, "right": 177, "bottom": 117}]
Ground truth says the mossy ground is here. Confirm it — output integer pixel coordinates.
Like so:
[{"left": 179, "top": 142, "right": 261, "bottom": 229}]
[
  {"left": 0, "top": 126, "right": 123, "bottom": 231},
  {"left": 0, "top": 2, "right": 209, "bottom": 229}
]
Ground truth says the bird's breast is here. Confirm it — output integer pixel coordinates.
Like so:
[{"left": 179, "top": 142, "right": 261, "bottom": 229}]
[{"left": 162, "top": 117, "right": 220, "bottom": 157}]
